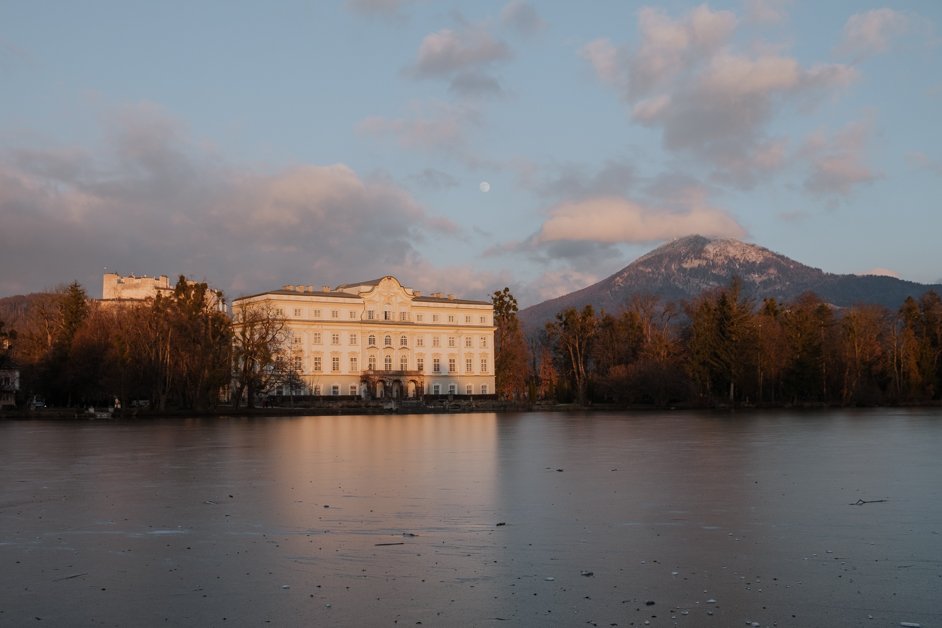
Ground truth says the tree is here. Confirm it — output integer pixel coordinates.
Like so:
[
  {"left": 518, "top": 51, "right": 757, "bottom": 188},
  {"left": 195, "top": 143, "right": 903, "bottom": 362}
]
[
  {"left": 546, "top": 305, "right": 598, "bottom": 405},
  {"left": 838, "top": 304, "right": 890, "bottom": 405},
  {"left": 685, "top": 279, "right": 756, "bottom": 404},
  {"left": 231, "top": 301, "right": 290, "bottom": 407},
  {"left": 492, "top": 287, "right": 530, "bottom": 400},
  {"left": 42, "top": 282, "right": 90, "bottom": 405},
  {"left": 780, "top": 292, "right": 836, "bottom": 403}
]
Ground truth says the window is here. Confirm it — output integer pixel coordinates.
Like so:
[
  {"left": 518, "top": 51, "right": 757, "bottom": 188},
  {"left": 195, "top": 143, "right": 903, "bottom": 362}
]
[
  {"left": 332, "top": 356, "right": 340, "bottom": 372},
  {"left": 433, "top": 384, "right": 441, "bottom": 394},
  {"left": 400, "top": 355, "right": 408, "bottom": 370},
  {"left": 368, "top": 334, "right": 376, "bottom": 347},
  {"left": 448, "top": 358, "right": 456, "bottom": 373},
  {"left": 465, "top": 337, "right": 472, "bottom": 348},
  {"left": 313, "top": 309, "right": 321, "bottom": 318},
  {"left": 416, "top": 314, "right": 424, "bottom": 322},
  {"left": 331, "top": 385, "right": 340, "bottom": 396},
  {"left": 313, "top": 385, "right": 321, "bottom": 395},
  {"left": 313, "top": 332, "right": 322, "bottom": 344},
  {"left": 349, "top": 384, "right": 358, "bottom": 396},
  {"left": 349, "top": 311, "right": 357, "bottom": 319},
  {"left": 384, "top": 310, "right": 391, "bottom": 321},
  {"left": 448, "top": 336, "right": 455, "bottom": 348},
  {"left": 417, "top": 357, "right": 424, "bottom": 372},
  {"left": 480, "top": 316, "right": 486, "bottom": 324},
  {"left": 433, "top": 358, "right": 440, "bottom": 373},
  {"left": 480, "top": 358, "right": 488, "bottom": 373},
  {"left": 465, "top": 358, "right": 472, "bottom": 373},
  {"left": 400, "top": 335, "right": 408, "bottom": 347},
  {"left": 368, "top": 355, "right": 376, "bottom": 370},
  {"left": 384, "top": 355, "right": 392, "bottom": 371},
  {"left": 331, "top": 333, "right": 340, "bottom": 345},
  {"left": 416, "top": 337, "right": 424, "bottom": 347},
  {"left": 448, "top": 315, "right": 454, "bottom": 323},
  {"left": 384, "top": 335, "right": 392, "bottom": 347},
  {"left": 480, "top": 336, "right": 487, "bottom": 348},
  {"left": 275, "top": 308, "right": 284, "bottom": 316},
  {"left": 432, "top": 336, "right": 440, "bottom": 347},
  {"left": 293, "top": 356, "right": 302, "bottom": 371},
  {"left": 350, "top": 356, "right": 358, "bottom": 371},
  {"left": 349, "top": 333, "right": 357, "bottom": 345},
  {"left": 313, "top": 356, "right": 322, "bottom": 371},
  {"left": 481, "top": 384, "right": 488, "bottom": 395},
  {"left": 331, "top": 310, "right": 339, "bottom": 319},
  {"left": 294, "top": 308, "right": 302, "bottom": 317},
  {"left": 448, "top": 383, "right": 457, "bottom": 394},
  {"left": 432, "top": 314, "right": 439, "bottom": 322},
  {"left": 400, "top": 312, "right": 409, "bottom": 321},
  {"left": 466, "top": 384, "right": 473, "bottom": 395},
  {"left": 367, "top": 310, "right": 375, "bottom": 320},
  {"left": 465, "top": 316, "right": 471, "bottom": 323},
  {"left": 292, "top": 336, "right": 301, "bottom": 346}
]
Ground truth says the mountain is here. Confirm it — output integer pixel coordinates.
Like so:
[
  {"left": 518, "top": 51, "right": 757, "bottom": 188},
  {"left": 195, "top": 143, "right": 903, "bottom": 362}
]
[{"left": 520, "top": 235, "right": 942, "bottom": 330}]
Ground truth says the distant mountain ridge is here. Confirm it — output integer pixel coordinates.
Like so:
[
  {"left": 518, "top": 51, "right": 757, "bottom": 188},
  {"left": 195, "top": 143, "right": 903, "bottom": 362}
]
[{"left": 520, "top": 235, "right": 942, "bottom": 329}]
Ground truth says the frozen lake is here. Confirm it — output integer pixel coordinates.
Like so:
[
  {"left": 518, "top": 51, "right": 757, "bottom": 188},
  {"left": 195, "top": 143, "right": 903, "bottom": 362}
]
[{"left": 1, "top": 409, "right": 940, "bottom": 627}]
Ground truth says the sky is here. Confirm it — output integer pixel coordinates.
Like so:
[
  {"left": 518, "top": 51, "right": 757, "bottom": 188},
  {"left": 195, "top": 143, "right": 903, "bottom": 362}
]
[{"left": 1, "top": 1, "right": 940, "bottom": 307}]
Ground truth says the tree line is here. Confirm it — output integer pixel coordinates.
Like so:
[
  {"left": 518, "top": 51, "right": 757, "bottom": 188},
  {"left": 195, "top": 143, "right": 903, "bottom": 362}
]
[
  {"left": 3, "top": 278, "right": 940, "bottom": 411},
  {"left": 0, "top": 277, "right": 329, "bottom": 411},
  {"left": 493, "top": 281, "right": 942, "bottom": 407},
  {"left": 1, "top": 279, "right": 233, "bottom": 410}
]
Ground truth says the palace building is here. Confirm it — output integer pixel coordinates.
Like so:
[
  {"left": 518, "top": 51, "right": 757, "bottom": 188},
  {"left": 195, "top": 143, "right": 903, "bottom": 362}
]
[{"left": 231, "top": 276, "right": 495, "bottom": 400}]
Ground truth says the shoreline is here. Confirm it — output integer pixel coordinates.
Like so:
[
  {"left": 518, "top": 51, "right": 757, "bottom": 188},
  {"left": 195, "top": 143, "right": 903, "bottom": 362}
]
[{"left": 3, "top": 398, "right": 939, "bottom": 420}]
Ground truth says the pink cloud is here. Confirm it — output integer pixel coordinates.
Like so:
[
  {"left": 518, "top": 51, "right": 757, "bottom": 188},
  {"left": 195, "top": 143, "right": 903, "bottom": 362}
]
[
  {"left": 535, "top": 196, "right": 745, "bottom": 244},
  {"left": 838, "top": 9, "right": 910, "bottom": 58}
]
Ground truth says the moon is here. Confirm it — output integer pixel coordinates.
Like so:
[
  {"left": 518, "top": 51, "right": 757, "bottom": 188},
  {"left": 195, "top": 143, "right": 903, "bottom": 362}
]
[{"left": 479, "top": 181, "right": 491, "bottom": 193}]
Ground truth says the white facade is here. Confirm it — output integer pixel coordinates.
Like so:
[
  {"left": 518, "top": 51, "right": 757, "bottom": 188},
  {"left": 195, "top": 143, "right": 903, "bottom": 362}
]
[{"left": 232, "top": 276, "right": 496, "bottom": 399}]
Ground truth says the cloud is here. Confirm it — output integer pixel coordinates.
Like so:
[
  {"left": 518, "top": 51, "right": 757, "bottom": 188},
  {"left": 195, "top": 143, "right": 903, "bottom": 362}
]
[
  {"left": 906, "top": 151, "right": 942, "bottom": 175},
  {"left": 801, "top": 118, "right": 879, "bottom": 198},
  {"left": 838, "top": 9, "right": 910, "bottom": 58},
  {"left": 357, "top": 102, "right": 476, "bottom": 153},
  {"left": 534, "top": 196, "right": 745, "bottom": 245},
  {"left": 409, "top": 167, "right": 460, "bottom": 189},
  {"left": 409, "top": 26, "right": 511, "bottom": 78},
  {"left": 743, "top": 0, "right": 792, "bottom": 25},
  {"left": 524, "top": 268, "right": 603, "bottom": 304},
  {"left": 0, "top": 103, "right": 463, "bottom": 298},
  {"left": 518, "top": 158, "right": 636, "bottom": 202},
  {"left": 406, "top": 22, "right": 512, "bottom": 96},
  {"left": 500, "top": 1, "right": 546, "bottom": 36},
  {"left": 861, "top": 267, "right": 900, "bottom": 278},
  {"left": 448, "top": 71, "right": 504, "bottom": 97},
  {"left": 581, "top": 4, "right": 857, "bottom": 185},
  {"left": 344, "top": 0, "right": 416, "bottom": 19}
]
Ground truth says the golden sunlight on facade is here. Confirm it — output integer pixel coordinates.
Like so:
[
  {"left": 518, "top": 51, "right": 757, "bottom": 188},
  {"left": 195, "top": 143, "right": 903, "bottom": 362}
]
[{"left": 232, "top": 276, "right": 495, "bottom": 399}]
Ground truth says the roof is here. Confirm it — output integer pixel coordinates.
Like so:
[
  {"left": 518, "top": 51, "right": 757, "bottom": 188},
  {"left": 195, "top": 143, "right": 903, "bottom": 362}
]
[
  {"left": 232, "top": 289, "right": 360, "bottom": 302},
  {"left": 334, "top": 278, "right": 384, "bottom": 290}
]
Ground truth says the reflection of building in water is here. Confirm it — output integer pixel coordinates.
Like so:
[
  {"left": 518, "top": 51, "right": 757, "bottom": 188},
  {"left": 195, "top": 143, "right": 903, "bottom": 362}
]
[
  {"left": 0, "top": 366, "right": 18, "bottom": 409},
  {"left": 232, "top": 276, "right": 495, "bottom": 400},
  {"left": 101, "top": 272, "right": 224, "bottom": 310}
]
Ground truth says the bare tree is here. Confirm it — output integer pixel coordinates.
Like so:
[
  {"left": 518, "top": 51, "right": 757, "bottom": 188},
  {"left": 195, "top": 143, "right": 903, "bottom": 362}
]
[{"left": 231, "top": 301, "right": 289, "bottom": 407}]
